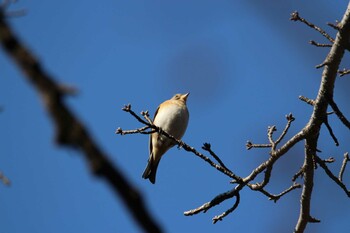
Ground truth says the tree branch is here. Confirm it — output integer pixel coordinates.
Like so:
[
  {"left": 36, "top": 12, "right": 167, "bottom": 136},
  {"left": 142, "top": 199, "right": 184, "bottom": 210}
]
[
  {"left": 292, "top": 3, "right": 350, "bottom": 232},
  {"left": 0, "top": 10, "right": 162, "bottom": 233}
]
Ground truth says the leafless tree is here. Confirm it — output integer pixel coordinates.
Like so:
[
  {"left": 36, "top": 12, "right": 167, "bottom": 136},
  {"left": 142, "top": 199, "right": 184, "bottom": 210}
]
[{"left": 117, "top": 4, "right": 350, "bottom": 233}]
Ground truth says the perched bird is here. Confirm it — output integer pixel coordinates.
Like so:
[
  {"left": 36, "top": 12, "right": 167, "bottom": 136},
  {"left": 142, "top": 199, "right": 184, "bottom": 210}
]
[{"left": 142, "top": 93, "right": 190, "bottom": 184}]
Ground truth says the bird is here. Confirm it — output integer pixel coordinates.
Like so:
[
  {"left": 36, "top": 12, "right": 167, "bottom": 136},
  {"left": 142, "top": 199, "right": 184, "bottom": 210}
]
[{"left": 142, "top": 93, "right": 190, "bottom": 184}]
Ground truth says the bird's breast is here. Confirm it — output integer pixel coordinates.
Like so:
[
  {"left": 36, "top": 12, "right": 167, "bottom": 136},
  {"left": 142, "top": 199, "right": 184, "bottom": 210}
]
[{"left": 153, "top": 104, "right": 189, "bottom": 140}]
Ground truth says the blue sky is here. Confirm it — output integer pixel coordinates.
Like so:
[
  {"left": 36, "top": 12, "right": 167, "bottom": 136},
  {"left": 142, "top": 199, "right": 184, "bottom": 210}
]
[{"left": 1, "top": 1, "right": 350, "bottom": 233}]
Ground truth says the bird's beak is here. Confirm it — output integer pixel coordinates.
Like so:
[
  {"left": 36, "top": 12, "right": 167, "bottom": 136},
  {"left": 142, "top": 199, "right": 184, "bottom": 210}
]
[{"left": 182, "top": 93, "right": 190, "bottom": 101}]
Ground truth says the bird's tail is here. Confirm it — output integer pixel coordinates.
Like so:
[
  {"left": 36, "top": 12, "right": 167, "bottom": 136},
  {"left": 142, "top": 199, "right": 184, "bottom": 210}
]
[{"left": 142, "top": 155, "right": 160, "bottom": 184}]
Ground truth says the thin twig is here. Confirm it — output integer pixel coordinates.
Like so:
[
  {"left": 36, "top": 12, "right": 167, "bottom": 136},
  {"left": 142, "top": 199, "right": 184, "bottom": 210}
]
[
  {"left": 202, "top": 143, "right": 233, "bottom": 175},
  {"left": 299, "top": 96, "right": 315, "bottom": 106},
  {"left": 258, "top": 183, "right": 301, "bottom": 203},
  {"left": 339, "top": 152, "right": 350, "bottom": 182},
  {"left": 292, "top": 166, "right": 304, "bottom": 182},
  {"left": 267, "top": 126, "right": 277, "bottom": 150},
  {"left": 245, "top": 141, "right": 271, "bottom": 150},
  {"left": 327, "top": 22, "right": 340, "bottom": 30},
  {"left": 323, "top": 116, "right": 339, "bottom": 146},
  {"left": 327, "top": 97, "right": 350, "bottom": 130},
  {"left": 315, "top": 155, "right": 350, "bottom": 197},
  {"left": 309, "top": 40, "right": 332, "bottom": 47},
  {"left": 290, "top": 11, "right": 334, "bottom": 43},
  {"left": 338, "top": 68, "right": 350, "bottom": 77},
  {"left": 184, "top": 188, "right": 238, "bottom": 216},
  {"left": 275, "top": 113, "right": 295, "bottom": 145},
  {"left": 115, "top": 126, "right": 154, "bottom": 135}
]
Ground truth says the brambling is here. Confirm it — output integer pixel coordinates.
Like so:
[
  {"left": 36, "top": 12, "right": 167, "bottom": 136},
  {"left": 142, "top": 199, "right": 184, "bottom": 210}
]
[{"left": 142, "top": 93, "right": 190, "bottom": 184}]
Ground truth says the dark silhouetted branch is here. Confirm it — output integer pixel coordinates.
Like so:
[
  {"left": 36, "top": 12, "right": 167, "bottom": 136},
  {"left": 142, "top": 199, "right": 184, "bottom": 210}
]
[{"left": 0, "top": 10, "right": 162, "bottom": 233}]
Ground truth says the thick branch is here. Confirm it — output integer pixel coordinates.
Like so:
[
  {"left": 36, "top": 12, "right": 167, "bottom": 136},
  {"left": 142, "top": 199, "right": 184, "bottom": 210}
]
[
  {"left": 0, "top": 10, "right": 162, "bottom": 233},
  {"left": 295, "top": 139, "right": 316, "bottom": 233},
  {"left": 293, "top": 3, "right": 350, "bottom": 232}
]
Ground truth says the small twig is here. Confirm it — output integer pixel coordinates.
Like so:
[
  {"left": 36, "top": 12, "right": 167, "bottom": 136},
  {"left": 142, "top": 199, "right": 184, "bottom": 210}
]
[
  {"left": 249, "top": 164, "right": 273, "bottom": 190},
  {"left": 299, "top": 96, "right": 315, "bottom": 106},
  {"left": 267, "top": 126, "right": 277, "bottom": 150},
  {"left": 115, "top": 126, "right": 153, "bottom": 135},
  {"left": 316, "top": 61, "right": 329, "bottom": 69},
  {"left": 299, "top": 96, "right": 334, "bottom": 117},
  {"left": 141, "top": 110, "right": 153, "bottom": 124},
  {"left": 212, "top": 192, "right": 240, "bottom": 224},
  {"left": 202, "top": 143, "right": 233, "bottom": 175},
  {"left": 339, "top": 152, "right": 350, "bottom": 182},
  {"left": 275, "top": 113, "right": 295, "bottom": 145},
  {"left": 338, "top": 68, "right": 350, "bottom": 77},
  {"left": 290, "top": 11, "right": 334, "bottom": 43},
  {"left": 309, "top": 40, "right": 332, "bottom": 47},
  {"left": 323, "top": 116, "right": 339, "bottom": 146},
  {"left": 323, "top": 157, "right": 335, "bottom": 163},
  {"left": 314, "top": 155, "right": 350, "bottom": 197},
  {"left": 327, "top": 97, "right": 350, "bottom": 130},
  {"left": 292, "top": 166, "right": 304, "bottom": 182},
  {"left": 327, "top": 21, "right": 340, "bottom": 30},
  {"left": 309, "top": 216, "right": 321, "bottom": 223},
  {"left": 245, "top": 141, "right": 271, "bottom": 150},
  {"left": 258, "top": 183, "right": 301, "bottom": 203},
  {"left": 184, "top": 188, "right": 238, "bottom": 216}
]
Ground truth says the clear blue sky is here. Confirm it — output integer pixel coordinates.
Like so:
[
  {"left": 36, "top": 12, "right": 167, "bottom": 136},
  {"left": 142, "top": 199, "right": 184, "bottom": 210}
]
[{"left": 1, "top": 1, "right": 350, "bottom": 233}]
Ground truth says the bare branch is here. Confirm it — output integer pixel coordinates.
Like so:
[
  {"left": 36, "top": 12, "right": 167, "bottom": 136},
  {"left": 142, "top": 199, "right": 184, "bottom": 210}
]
[
  {"left": 327, "top": 21, "right": 340, "bottom": 30},
  {"left": 212, "top": 192, "right": 240, "bottom": 224},
  {"left": 292, "top": 166, "right": 304, "bottom": 182},
  {"left": 309, "top": 40, "right": 332, "bottom": 48},
  {"left": 202, "top": 143, "right": 233, "bottom": 175},
  {"left": 275, "top": 113, "right": 295, "bottom": 146},
  {"left": 328, "top": 97, "right": 350, "bottom": 130},
  {"left": 338, "top": 68, "right": 350, "bottom": 77},
  {"left": 0, "top": 10, "right": 162, "bottom": 233},
  {"left": 115, "top": 126, "right": 154, "bottom": 135},
  {"left": 267, "top": 126, "right": 277, "bottom": 149},
  {"left": 315, "top": 155, "right": 350, "bottom": 197},
  {"left": 315, "top": 61, "right": 329, "bottom": 69},
  {"left": 245, "top": 141, "right": 271, "bottom": 150},
  {"left": 299, "top": 95, "right": 315, "bottom": 106},
  {"left": 295, "top": 138, "right": 316, "bottom": 233},
  {"left": 339, "top": 152, "right": 350, "bottom": 182},
  {"left": 184, "top": 188, "right": 238, "bottom": 216},
  {"left": 323, "top": 116, "right": 339, "bottom": 146},
  {"left": 258, "top": 183, "right": 301, "bottom": 203},
  {"left": 290, "top": 11, "right": 334, "bottom": 43}
]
